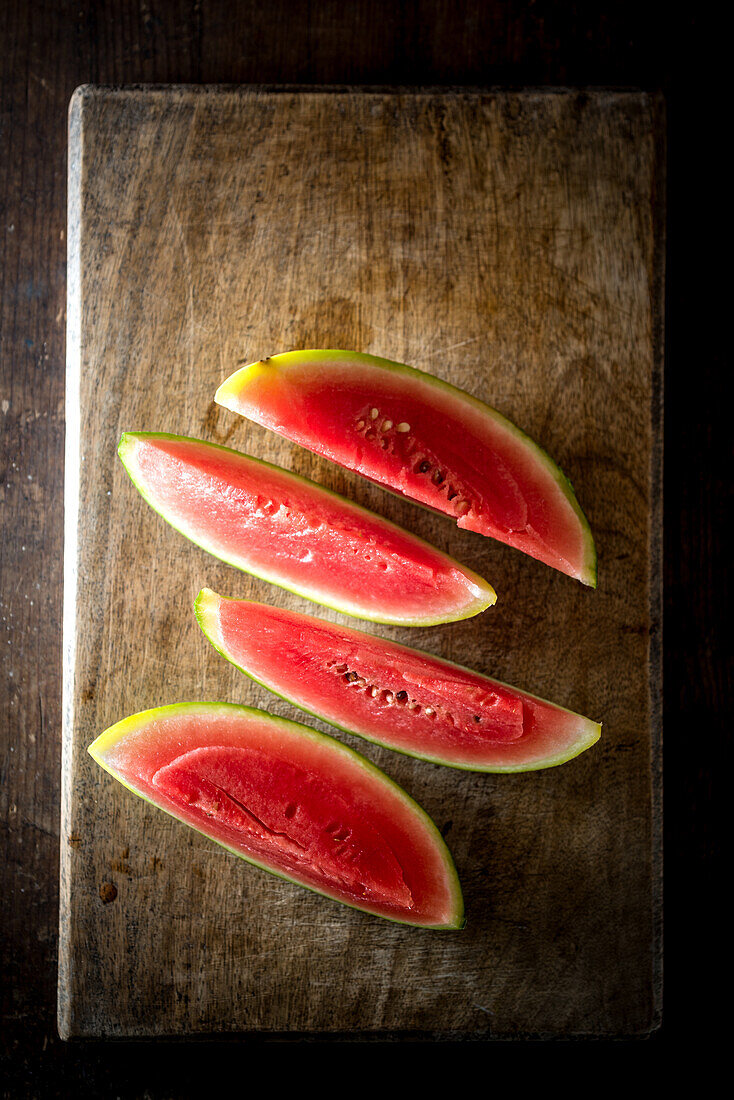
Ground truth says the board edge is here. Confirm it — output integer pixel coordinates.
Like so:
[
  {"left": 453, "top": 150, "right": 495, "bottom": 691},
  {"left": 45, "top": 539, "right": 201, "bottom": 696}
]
[{"left": 57, "top": 84, "right": 86, "bottom": 1043}]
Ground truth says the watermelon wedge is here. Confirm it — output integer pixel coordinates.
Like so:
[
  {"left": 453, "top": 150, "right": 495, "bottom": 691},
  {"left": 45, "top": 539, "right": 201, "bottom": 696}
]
[
  {"left": 215, "top": 350, "right": 597, "bottom": 586},
  {"left": 196, "top": 590, "right": 602, "bottom": 772},
  {"left": 118, "top": 433, "right": 495, "bottom": 626},
  {"left": 88, "top": 703, "right": 464, "bottom": 928}
]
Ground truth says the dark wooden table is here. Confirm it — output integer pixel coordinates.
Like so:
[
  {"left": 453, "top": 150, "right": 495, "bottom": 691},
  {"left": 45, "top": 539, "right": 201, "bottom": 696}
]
[{"left": 1, "top": 0, "right": 725, "bottom": 1086}]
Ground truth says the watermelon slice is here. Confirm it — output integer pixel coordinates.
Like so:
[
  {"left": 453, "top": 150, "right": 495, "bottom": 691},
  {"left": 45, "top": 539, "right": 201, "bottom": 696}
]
[
  {"left": 196, "top": 590, "right": 601, "bottom": 772},
  {"left": 215, "top": 350, "right": 597, "bottom": 586},
  {"left": 118, "top": 433, "right": 495, "bottom": 626},
  {"left": 88, "top": 703, "right": 464, "bottom": 928}
]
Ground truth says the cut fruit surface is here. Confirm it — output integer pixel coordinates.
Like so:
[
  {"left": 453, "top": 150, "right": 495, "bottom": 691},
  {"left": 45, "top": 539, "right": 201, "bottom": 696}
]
[
  {"left": 118, "top": 433, "right": 495, "bottom": 626},
  {"left": 216, "top": 350, "right": 597, "bottom": 586},
  {"left": 196, "top": 590, "right": 602, "bottom": 772},
  {"left": 88, "top": 703, "right": 464, "bottom": 928}
]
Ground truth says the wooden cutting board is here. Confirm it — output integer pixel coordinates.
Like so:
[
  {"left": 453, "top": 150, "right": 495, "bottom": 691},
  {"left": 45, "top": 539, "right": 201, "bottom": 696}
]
[{"left": 59, "top": 86, "right": 664, "bottom": 1039}]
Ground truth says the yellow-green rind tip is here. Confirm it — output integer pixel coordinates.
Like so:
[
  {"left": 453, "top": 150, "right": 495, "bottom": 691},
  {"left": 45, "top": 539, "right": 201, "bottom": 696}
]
[
  {"left": 586, "top": 549, "right": 599, "bottom": 590},
  {"left": 88, "top": 702, "right": 205, "bottom": 769},
  {"left": 117, "top": 431, "right": 133, "bottom": 458},
  {"left": 87, "top": 712, "right": 134, "bottom": 771},
  {"left": 463, "top": 575, "right": 496, "bottom": 618},
  {"left": 567, "top": 718, "right": 602, "bottom": 763},
  {"left": 577, "top": 526, "right": 598, "bottom": 589},
  {"left": 117, "top": 431, "right": 149, "bottom": 473},
  {"left": 214, "top": 358, "right": 271, "bottom": 408},
  {"left": 444, "top": 896, "right": 466, "bottom": 931},
  {"left": 589, "top": 720, "right": 602, "bottom": 746},
  {"left": 194, "top": 587, "right": 221, "bottom": 637},
  {"left": 194, "top": 585, "right": 217, "bottom": 612}
]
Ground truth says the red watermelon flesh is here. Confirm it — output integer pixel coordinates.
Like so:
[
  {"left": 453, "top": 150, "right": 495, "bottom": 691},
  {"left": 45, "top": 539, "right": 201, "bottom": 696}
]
[
  {"left": 118, "top": 433, "right": 495, "bottom": 626},
  {"left": 215, "top": 350, "right": 597, "bottom": 586},
  {"left": 88, "top": 703, "right": 464, "bottom": 928},
  {"left": 196, "top": 590, "right": 601, "bottom": 772}
]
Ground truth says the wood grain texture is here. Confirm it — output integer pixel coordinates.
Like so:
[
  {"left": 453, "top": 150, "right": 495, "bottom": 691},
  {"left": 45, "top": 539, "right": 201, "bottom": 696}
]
[{"left": 58, "top": 86, "right": 663, "bottom": 1039}]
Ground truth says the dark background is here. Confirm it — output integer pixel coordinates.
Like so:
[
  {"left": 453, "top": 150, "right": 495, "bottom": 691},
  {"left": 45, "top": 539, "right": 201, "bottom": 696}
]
[{"left": 0, "top": 0, "right": 726, "bottom": 1085}]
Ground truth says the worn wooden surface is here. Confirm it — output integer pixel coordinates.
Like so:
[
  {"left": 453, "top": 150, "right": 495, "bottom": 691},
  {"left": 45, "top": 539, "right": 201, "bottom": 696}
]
[
  {"left": 3, "top": 3, "right": 727, "bottom": 1086},
  {"left": 57, "top": 86, "right": 662, "bottom": 1039}
]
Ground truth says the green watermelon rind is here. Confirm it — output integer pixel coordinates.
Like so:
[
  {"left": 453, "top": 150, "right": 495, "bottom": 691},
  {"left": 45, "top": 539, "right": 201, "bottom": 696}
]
[
  {"left": 216, "top": 349, "right": 598, "bottom": 588},
  {"left": 117, "top": 432, "right": 496, "bottom": 627},
  {"left": 88, "top": 701, "right": 465, "bottom": 930},
  {"left": 195, "top": 589, "right": 602, "bottom": 774}
]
